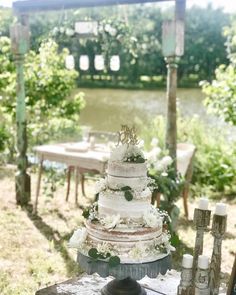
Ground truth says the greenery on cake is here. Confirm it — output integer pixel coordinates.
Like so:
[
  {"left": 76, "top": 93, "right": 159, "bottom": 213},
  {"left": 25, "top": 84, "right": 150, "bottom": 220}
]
[
  {"left": 94, "top": 178, "right": 152, "bottom": 202},
  {"left": 82, "top": 202, "right": 98, "bottom": 221},
  {"left": 88, "top": 247, "right": 121, "bottom": 267},
  {"left": 121, "top": 186, "right": 133, "bottom": 201}
]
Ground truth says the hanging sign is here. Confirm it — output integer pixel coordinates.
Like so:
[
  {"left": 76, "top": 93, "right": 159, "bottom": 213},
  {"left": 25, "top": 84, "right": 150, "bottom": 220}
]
[
  {"left": 65, "top": 55, "right": 75, "bottom": 70},
  {"left": 94, "top": 55, "right": 105, "bottom": 71},
  {"left": 79, "top": 55, "right": 89, "bottom": 71},
  {"left": 110, "top": 55, "right": 120, "bottom": 72}
]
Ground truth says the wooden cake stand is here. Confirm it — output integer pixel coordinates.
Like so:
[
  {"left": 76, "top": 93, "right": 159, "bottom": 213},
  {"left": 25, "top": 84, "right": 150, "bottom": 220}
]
[{"left": 77, "top": 252, "right": 172, "bottom": 295}]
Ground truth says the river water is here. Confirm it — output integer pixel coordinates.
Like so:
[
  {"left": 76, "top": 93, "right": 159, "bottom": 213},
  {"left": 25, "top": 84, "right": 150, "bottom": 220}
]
[{"left": 79, "top": 88, "right": 235, "bottom": 138}]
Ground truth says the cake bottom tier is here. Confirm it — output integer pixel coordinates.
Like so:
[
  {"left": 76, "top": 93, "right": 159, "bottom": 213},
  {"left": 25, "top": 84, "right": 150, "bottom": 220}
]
[{"left": 85, "top": 221, "right": 169, "bottom": 264}]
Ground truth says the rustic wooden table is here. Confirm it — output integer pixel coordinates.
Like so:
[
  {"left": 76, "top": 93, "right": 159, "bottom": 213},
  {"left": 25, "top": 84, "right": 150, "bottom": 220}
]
[
  {"left": 35, "top": 271, "right": 228, "bottom": 295},
  {"left": 35, "top": 271, "right": 181, "bottom": 295}
]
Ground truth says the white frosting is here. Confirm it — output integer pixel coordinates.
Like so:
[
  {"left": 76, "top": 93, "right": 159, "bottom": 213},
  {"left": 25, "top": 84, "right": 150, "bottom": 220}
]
[
  {"left": 107, "top": 175, "right": 148, "bottom": 190},
  {"left": 98, "top": 190, "right": 152, "bottom": 219},
  {"left": 107, "top": 161, "right": 147, "bottom": 177}
]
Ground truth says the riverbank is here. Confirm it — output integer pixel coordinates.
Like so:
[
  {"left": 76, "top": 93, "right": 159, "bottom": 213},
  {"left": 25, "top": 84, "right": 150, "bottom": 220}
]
[
  {"left": 77, "top": 78, "right": 200, "bottom": 90},
  {"left": 0, "top": 166, "right": 235, "bottom": 294}
]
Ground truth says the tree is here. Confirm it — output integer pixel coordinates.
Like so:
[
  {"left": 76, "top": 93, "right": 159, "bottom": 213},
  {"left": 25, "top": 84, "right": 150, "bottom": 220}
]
[
  {"left": 0, "top": 37, "right": 85, "bottom": 160},
  {"left": 179, "top": 4, "right": 229, "bottom": 83},
  {"left": 201, "top": 16, "right": 236, "bottom": 126}
]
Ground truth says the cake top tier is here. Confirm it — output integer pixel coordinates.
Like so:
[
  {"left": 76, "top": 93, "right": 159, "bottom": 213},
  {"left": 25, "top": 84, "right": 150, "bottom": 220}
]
[{"left": 110, "top": 125, "right": 145, "bottom": 163}]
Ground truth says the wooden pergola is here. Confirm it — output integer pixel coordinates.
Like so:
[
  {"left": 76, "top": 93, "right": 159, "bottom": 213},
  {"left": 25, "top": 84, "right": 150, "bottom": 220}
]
[{"left": 11, "top": 0, "right": 186, "bottom": 206}]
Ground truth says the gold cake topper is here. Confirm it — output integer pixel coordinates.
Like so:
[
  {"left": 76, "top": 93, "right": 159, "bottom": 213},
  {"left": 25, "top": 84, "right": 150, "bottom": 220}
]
[{"left": 117, "top": 125, "right": 139, "bottom": 146}]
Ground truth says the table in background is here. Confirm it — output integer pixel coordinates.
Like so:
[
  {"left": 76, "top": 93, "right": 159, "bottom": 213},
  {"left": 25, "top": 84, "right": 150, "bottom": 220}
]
[
  {"left": 34, "top": 142, "right": 196, "bottom": 217},
  {"left": 34, "top": 142, "right": 110, "bottom": 211}
]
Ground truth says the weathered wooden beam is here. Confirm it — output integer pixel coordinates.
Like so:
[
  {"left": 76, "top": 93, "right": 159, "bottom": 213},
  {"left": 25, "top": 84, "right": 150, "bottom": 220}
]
[
  {"left": 13, "top": 0, "right": 174, "bottom": 13},
  {"left": 10, "top": 18, "right": 31, "bottom": 206},
  {"left": 192, "top": 208, "right": 211, "bottom": 285},
  {"left": 209, "top": 214, "right": 227, "bottom": 295},
  {"left": 162, "top": 0, "right": 186, "bottom": 168},
  {"left": 175, "top": 0, "right": 186, "bottom": 21},
  {"left": 165, "top": 56, "right": 178, "bottom": 167}
]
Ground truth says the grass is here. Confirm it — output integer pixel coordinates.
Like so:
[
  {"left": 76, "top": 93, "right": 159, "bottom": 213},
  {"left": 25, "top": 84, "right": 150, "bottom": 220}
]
[{"left": 0, "top": 165, "right": 235, "bottom": 294}]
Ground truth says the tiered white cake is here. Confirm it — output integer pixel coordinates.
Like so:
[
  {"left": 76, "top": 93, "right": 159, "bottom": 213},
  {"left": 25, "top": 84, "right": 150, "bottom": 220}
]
[{"left": 69, "top": 140, "right": 174, "bottom": 264}]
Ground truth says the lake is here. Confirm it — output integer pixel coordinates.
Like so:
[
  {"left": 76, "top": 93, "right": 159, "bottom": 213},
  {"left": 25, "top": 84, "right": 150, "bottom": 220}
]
[{"left": 78, "top": 88, "right": 235, "bottom": 138}]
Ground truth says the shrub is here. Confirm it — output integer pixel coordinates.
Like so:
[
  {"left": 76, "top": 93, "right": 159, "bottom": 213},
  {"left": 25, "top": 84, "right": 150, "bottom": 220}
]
[{"left": 142, "top": 115, "right": 236, "bottom": 197}]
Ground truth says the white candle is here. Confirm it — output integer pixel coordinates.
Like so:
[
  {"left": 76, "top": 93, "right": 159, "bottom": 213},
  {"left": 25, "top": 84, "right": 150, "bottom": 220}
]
[
  {"left": 215, "top": 203, "right": 227, "bottom": 216},
  {"left": 182, "top": 254, "right": 193, "bottom": 268},
  {"left": 198, "top": 197, "right": 209, "bottom": 210},
  {"left": 198, "top": 255, "right": 209, "bottom": 269}
]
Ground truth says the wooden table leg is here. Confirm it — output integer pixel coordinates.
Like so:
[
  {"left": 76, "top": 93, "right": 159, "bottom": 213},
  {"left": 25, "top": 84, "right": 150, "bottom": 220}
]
[
  {"left": 81, "top": 173, "right": 86, "bottom": 196},
  {"left": 75, "top": 167, "right": 79, "bottom": 204},
  {"left": 34, "top": 159, "right": 43, "bottom": 213},
  {"left": 66, "top": 167, "right": 71, "bottom": 202}
]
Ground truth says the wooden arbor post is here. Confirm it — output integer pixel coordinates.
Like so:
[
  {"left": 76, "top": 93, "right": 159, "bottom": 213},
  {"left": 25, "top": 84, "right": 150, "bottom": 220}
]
[
  {"left": 162, "top": 0, "right": 185, "bottom": 170},
  {"left": 10, "top": 17, "right": 31, "bottom": 206}
]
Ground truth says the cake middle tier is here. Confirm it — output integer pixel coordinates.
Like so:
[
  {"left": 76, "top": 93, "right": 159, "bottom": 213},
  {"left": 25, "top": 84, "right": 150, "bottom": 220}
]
[
  {"left": 107, "top": 175, "right": 148, "bottom": 190},
  {"left": 107, "top": 161, "right": 147, "bottom": 178},
  {"left": 98, "top": 189, "right": 152, "bottom": 220}
]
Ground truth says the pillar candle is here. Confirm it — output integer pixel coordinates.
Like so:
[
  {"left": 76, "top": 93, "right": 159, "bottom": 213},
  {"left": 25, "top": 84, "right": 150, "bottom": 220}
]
[
  {"left": 198, "top": 197, "right": 209, "bottom": 210},
  {"left": 182, "top": 254, "right": 194, "bottom": 268},
  {"left": 198, "top": 255, "right": 209, "bottom": 270},
  {"left": 215, "top": 203, "right": 227, "bottom": 216}
]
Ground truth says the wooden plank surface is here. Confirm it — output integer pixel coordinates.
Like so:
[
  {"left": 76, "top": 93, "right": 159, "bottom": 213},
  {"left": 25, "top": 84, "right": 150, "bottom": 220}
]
[
  {"left": 13, "top": 0, "right": 173, "bottom": 13},
  {"left": 35, "top": 271, "right": 227, "bottom": 295}
]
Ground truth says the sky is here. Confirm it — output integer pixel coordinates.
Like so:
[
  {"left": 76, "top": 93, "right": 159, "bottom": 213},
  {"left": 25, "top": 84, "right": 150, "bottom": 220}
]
[{"left": 0, "top": 0, "right": 236, "bottom": 13}]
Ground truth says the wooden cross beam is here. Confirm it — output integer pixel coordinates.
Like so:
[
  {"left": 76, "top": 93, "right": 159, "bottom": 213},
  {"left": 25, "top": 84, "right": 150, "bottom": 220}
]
[{"left": 13, "top": 0, "right": 174, "bottom": 13}]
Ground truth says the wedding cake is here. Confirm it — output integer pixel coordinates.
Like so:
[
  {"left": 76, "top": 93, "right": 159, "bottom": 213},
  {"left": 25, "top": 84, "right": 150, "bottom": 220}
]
[{"left": 69, "top": 126, "right": 174, "bottom": 265}]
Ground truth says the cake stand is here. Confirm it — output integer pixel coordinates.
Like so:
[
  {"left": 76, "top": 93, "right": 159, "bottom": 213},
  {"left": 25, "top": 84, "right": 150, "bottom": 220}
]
[{"left": 77, "top": 252, "right": 171, "bottom": 295}]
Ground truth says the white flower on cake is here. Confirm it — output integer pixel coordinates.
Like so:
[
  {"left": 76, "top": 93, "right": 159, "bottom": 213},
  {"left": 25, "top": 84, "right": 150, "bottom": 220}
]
[
  {"left": 97, "top": 242, "right": 115, "bottom": 256},
  {"left": 110, "top": 144, "right": 127, "bottom": 161},
  {"left": 88, "top": 202, "right": 98, "bottom": 221},
  {"left": 101, "top": 214, "right": 121, "bottom": 230},
  {"left": 140, "top": 187, "right": 152, "bottom": 199},
  {"left": 110, "top": 144, "right": 144, "bottom": 162},
  {"left": 143, "top": 206, "right": 163, "bottom": 228},
  {"left": 161, "top": 232, "right": 175, "bottom": 252},
  {"left": 129, "top": 242, "right": 146, "bottom": 260},
  {"left": 95, "top": 178, "right": 107, "bottom": 194},
  {"left": 68, "top": 228, "right": 87, "bottom": 249}
]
